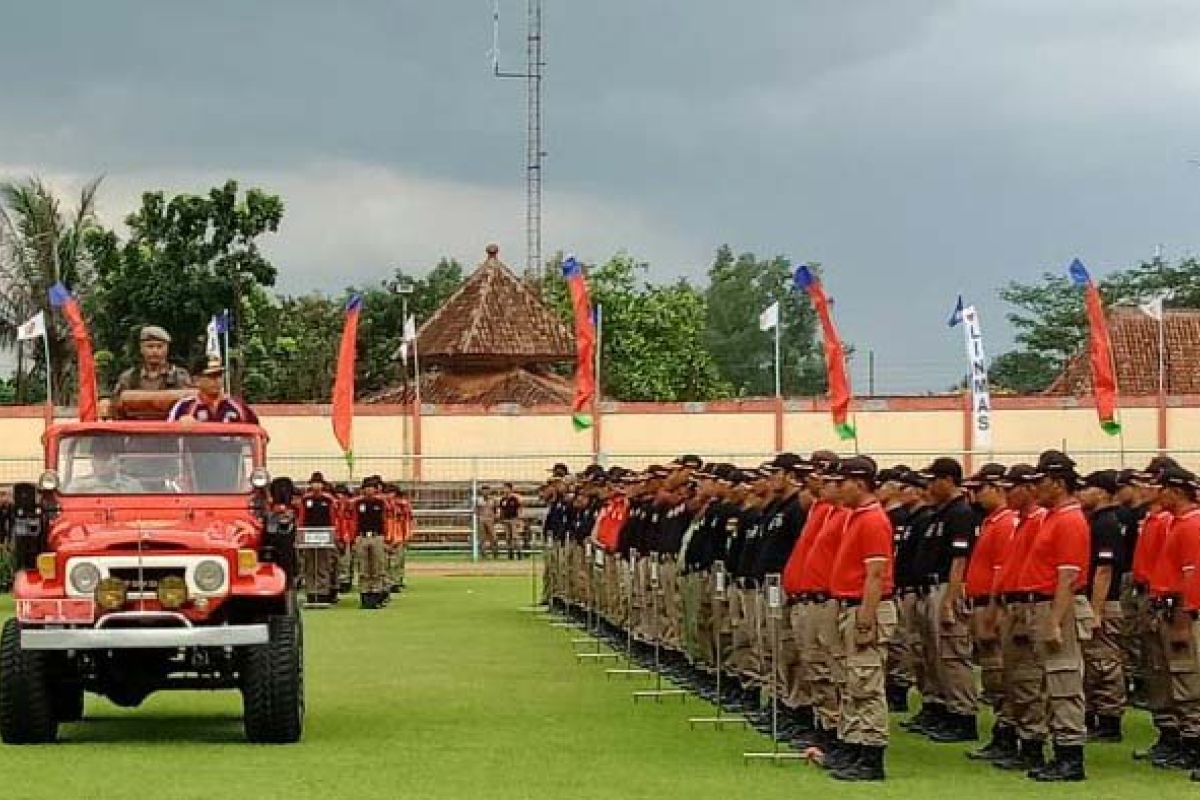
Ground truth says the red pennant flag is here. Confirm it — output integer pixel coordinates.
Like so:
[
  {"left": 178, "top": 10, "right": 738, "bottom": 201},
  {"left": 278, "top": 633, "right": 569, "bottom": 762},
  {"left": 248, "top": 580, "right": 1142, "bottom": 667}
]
[
  {"left": 332, "top": 294, "right": 363, "bottom": 468},
  {"left": 562, "top": 256, "right": 596, "bottom": 431},
  {"left": 48, "top": 283, "right": 98, "bottom": 423},
  {"left": 1068, "top": 259, "right": 1120, "bottom": 435},
  {"left": 793, "top": 265, "right": 855, "bottom": 440}
]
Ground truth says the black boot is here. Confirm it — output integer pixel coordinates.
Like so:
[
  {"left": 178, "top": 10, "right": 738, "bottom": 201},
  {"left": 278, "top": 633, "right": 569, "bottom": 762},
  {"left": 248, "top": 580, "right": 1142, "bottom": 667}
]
[
  {"left": 928, "top": 712, "right": 979, "bottom": 743},
  {"left": 823, "top": 741, "right": 860, "bottom": 773},
  {"left": 359, "top": 592, "right": 371, "bottom": 609},
  {"left": 1158, "top": 736, "right": 1200, "bottom": 771},
  {"left": 1090, "top": 714, "right": 1123, "bottom": 744},
  {"left": 994, "top": 737, "right": 1044, "bottom": 771},
  {"left": 1135, "top": 728, "right": 1179, "bottom": 762},
  {"left": 967, "top": 722, "right": 1015, "bottom": 761},
  {"left": 885, "top": 682, "right": 910, "bottom": 713},
  {"left": 1030, "top": 744, "right": 1085, "bottom": 782},
  {"left": 1150, "top": 730, "right": 1185, "bottom": 769},
  {"left": 833, "top": 744, "right": 886, "bottom": 781},
  {"left": 901, "top": 701, "right": 942, "bottom": 734}
]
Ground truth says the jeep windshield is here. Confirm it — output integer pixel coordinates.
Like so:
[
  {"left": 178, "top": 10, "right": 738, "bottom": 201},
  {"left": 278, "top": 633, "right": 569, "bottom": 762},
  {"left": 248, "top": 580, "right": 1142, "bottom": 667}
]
[{"left": 58, "top": 433, "right": 255, "bottom": 495}]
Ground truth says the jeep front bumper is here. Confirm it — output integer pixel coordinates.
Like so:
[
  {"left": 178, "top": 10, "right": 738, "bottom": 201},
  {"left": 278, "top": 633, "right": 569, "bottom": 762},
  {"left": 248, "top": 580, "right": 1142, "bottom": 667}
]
[{"left": 20, "top": 623, "right": 270, "bottom": 651}]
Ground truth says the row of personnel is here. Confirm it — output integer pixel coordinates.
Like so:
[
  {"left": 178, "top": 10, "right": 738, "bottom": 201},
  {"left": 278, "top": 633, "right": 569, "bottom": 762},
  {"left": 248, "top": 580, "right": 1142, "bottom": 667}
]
[{"left": 539, "top": 450, "right": 1200, "bottom": 783}]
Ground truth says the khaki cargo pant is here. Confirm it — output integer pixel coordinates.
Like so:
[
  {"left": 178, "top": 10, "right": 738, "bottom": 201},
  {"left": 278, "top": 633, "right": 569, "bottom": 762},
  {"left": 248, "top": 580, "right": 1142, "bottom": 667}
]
[
  {"left": 1030, "top": 598, "right": 1093, "bottom": 747},
  {"left": 804, "top": 599, "right": 842, "bottom": 732},
  {"left": 887, "top": 592, "right": 914, "bottom": 693},
  {"left": 970, "top": 603, "right": 1006, "bottom": 718},
  {"left": 728, "top": 586, "right": 762, "bottom": 681},
  {"left": 337, "top": 542, "right": 356, "bottom": 588},
  {"left": 1083, "top": 600, "right": 1127, "bottom": 718},
  {"left": 785, "top": 602, "right": 813, "bottom": 710},
  {"left": 1000, "top": 602, "right": 1048, "bottom": 741},
  {"left": 839, "top": 601, "right": 898, "bottom": 746},
  {"left": 928, "top": 583, "right": 977, "bottom": 716},
  {"left": 660, "top": 558, "right": 681, "bottom": 649},
  {"left": 915, "top": 592, "right": 943, "bottom": 708},
  {"left": 900, "top": 592, "right": 930, "bottom": 701},
  {"left": 681, "top": 570, "right": 705, "bottom": 664},
  {"left": 1157, "top": 610, "right": 1200, "bottom": 738},
  {"left": 1144, "top": 601, "right": 1180, "bottom": 733},
  {"left": 541, "top": 541, "right": 556, "bottom": 603},
  {"left": 355, "top": 535, "right": 387, "bottom": 594},
  {"left": 385, "top": 542, "right": 406, "bottom": 589},
  {"left": 300, "top": 547, "right": 336, "bottom": 597}
]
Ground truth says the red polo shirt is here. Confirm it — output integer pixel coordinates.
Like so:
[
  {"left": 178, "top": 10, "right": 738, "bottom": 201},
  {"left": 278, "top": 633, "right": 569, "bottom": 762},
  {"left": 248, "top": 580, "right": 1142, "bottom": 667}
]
[
  {"left": 796, "top": 506, "right": 849, "bottom": 594},
  {"left": 965, "top": 507, "right": 1017, "bottom": 599},
  {"left": 995, "top": 506, "right": 1046, "bottom": 594},
  {"left": 830, "top": 500, "right": 894, "bottom": 600},
  {"left": 782, "top": 500, "right": 832, "bottom": 595},
  {"left": 1148, "top": 508, "right": 1200, "bottom": 601},
  {"left": 1133, "top": 510, "right": 1172, "bottom": 586},
  {"left": 1017, "top": 500, "right": 1090, "bottom": 595},
  {"left": 595, "top": 495, "right": 629, "bottom": 553}
]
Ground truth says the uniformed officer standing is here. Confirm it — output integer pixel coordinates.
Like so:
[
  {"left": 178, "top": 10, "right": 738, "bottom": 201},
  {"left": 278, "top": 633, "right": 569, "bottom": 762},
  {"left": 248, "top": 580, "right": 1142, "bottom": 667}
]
[
  {"left": 353, "top": 477, "right": 390, "bottom": 609},
  {"left": 298, "top": 472, "right": 338, "bottom": 606},
  {"left": 826, "top": 456, "right": 897, "bottom": 782},
  {"left": 385, "top": 486, "right": 413, "bottom": 594},
  {"left": 1020, "top": 450, "right": 1092, "bottom": 782},
  {"left": 112, "top": 325, "right": 192, "bottom": 396},
  {"left": 1078, "top": 470, "right": 1127, "bottom": 743},
  {"left": 498, "top": 483, "right": 524, "bottom": 560},
  {"left": 540, "top": 466, "right": 572, "bottom": 606},
  {"left": 893, "top": 471, "right": 935, "bottom": 716}
]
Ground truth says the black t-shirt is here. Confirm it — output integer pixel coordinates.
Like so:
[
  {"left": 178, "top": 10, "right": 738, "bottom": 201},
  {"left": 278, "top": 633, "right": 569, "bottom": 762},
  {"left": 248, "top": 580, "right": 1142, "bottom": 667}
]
[
  {"left": 618, "top": 499, "right": 651, "bottom": 557},
  {"left": 544, "top": 497, "right": 570, "bottom": 543},
  {"left": 893, "top": 504, "right": 932, "bottom": 589},
  {"left": 301, "top": 493, "right": 335, "bottom": 528},
  {"left": 658, "top": 502, "right": 694, "bottom": 558},
  {"left": 910, "top": 494, "right": 977, "bottom": 584},
  {"left": 751, "top": 493, "right": 806, "bottom": 581},
  {"left": 571, "top": 499, "right": 599, "bottom": 543},
  {"left": 1116, "top": 503, "right": 1147, "bottom": 580},
  {"left": 500, "top": 495, "right": 521, "bottom": 520},
  {"left": 733, "top": 502, "right": 776, "bottom": 584},
  {"left": 1089, "top": 505, "right": 1125, "bottom": 601},
  {"left": 356, "top": 497, "right": 388, "bottom": 535}
]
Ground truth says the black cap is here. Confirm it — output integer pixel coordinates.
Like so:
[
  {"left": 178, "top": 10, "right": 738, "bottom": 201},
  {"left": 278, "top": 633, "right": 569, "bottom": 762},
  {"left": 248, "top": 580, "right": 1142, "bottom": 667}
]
[
  {"left": 1033, "top": 449, "right": 1078, "bottom": 481},
  {"left": 829, "top": 456, "right": 877, "bottom": 482},
  {"left": 1146, "top": 455, "right": 1182, "bottom": 476},
  {"left": 671, "top": 454, "right": 703, "bottom": 469},
  {"left": 919, "top": 457, "right": 964, "bottom": 485},
  {"left": 1156, "top": 465, "right": 1199, "bottom": 491},
  {"left": 877, "top": 467, "right": 901, "bottom": 484},
  {"left": 1116, "top": 468, "right": 1141, "bottom": 487},
  {"left": 308, "top": 471, "right": 326, "bottom": 484},
  {"left": 762, "top": 452, "right": 804, "bottom": 473},
  {"left": 809, "top": 450, "right": 839, "bottom": 475},
  {"left": 896, "top": 470, "right": 928, "bottom": 489},
  {"left": 1082, "top": 470, "right": 1120, "bottom": 495},
  {"left": 361, "top": 476, "right": 382, "bottom": 490},
  {"left": 999, "top": 463, "right": 1039, "bottom": 488},
  {"left": 548, "top": 463, "right": 571, "bottom": 478},
  {"left": 964, "top": 462, "right": 1007, "bottom": 489}
]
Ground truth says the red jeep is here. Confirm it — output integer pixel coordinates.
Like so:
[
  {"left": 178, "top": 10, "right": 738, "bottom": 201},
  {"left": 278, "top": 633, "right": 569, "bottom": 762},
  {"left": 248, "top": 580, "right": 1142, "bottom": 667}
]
[{"left": 0, "top": 421, "right": 303, "bottom": 744}]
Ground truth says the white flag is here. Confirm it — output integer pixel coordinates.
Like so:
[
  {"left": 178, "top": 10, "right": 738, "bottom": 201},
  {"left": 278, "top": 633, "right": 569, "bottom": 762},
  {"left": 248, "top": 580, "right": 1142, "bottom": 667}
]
[
  {"left": 205, "top": 316, "right": 221, "bottom": 358},
  {"left": 397, "top": 342, "right": 409, "bottom": 367},
  {"left": 758, "top": 301, "right": 779, "bottom": 331},
  {"left": 16, "top": 311, "right": 45, "bottom": 341},
  {"left": 1139, "top": 295, "right": 1165, "bottom": 322},
  {"left": 403, "top": 315, "right": 417, "bottom": 342}
]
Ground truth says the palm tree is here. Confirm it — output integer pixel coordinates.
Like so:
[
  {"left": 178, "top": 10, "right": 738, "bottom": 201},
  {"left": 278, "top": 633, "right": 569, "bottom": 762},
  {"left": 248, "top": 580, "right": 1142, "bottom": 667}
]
[{"left": 0, "top": 177, "right": 102, "bottom": 402}]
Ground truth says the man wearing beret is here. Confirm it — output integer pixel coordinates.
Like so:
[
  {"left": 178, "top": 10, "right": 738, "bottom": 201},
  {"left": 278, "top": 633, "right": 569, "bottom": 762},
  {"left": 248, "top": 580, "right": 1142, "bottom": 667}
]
[{"left": 113, "top": 325, "right": 192, "bottom": 395}]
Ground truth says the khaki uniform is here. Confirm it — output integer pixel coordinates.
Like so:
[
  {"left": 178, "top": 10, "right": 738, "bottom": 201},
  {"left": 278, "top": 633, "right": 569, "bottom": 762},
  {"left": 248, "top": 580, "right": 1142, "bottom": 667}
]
[
  {"left": 839, "top": 601, "right": 898, "bottom": 746},
  {"left": 1000, "top": 601, "right": 1049, "bottom": 741},
  {"left": 356, "top": 534, "right": 387, "bottom": 594},
  {"left": 971, "top": 604, "right": 1006, "bottom": 718},
  {"left": 930, "top": 583, "right": 977, "bottom": 716},
  {"left": 1030, "top": 598, "right": 1093, "bottom": 746},
  {"left": 1083, "top": 600, "right": 1127, "bottom": 718},
  {"left": 805, "top": 598, "right": 842, "bottom": 732},
  {"left": 784, "top": 601, "right": 813, "bottom": 709}
]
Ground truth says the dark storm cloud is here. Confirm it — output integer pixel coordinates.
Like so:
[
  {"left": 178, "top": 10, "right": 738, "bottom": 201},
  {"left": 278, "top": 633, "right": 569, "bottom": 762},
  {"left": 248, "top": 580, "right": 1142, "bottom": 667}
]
[{"left": 2, "top": 0, "right": 1200, "bottom": 391}]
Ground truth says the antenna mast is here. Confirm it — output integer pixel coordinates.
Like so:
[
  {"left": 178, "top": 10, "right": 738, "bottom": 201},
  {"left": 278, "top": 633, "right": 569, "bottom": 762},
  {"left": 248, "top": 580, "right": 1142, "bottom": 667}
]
[{"left": 492, "top": 0, "right": 544, "bottom": 282}]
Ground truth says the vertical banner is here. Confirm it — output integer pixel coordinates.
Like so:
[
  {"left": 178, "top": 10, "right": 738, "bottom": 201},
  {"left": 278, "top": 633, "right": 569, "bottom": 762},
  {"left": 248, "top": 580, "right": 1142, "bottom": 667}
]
[
  {"left": 1068, "top": 259, "right": 1121, "bottom": 435},
  {"left": 793, "top": 264, "right": 855, "bottom": 440},
  {"left": 48, "top": 283, "right": 98, "bottom": 423},
  {"left": 948, "top": 296, "right": 992, "bottom": 449},
  {"left": 562, "top": 255, "right": 596, "bottom": 431},
  {"left": 332, "top": 294, "right": 363, "bottom": 472}
]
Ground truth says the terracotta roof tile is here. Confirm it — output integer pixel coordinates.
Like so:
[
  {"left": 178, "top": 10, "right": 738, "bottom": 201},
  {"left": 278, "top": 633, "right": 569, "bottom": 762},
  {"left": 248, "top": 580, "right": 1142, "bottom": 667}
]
[
  {"left": 368, "top": 366, "right": 573, "bottom": 406},
  {"left": 1045, "top": 306, "right": 1200, "bottom": 396}
]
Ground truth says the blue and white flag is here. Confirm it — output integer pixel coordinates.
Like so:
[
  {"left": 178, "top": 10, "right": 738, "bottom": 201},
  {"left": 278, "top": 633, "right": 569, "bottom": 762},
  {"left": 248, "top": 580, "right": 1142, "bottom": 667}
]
[{"left": 949, "top": 297, "right": 992, "bottom": 449}]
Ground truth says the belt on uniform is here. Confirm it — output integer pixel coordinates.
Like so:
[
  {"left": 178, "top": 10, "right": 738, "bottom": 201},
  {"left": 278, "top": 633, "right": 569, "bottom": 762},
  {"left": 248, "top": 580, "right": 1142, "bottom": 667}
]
[
  {"left": 968, "top": 597, "right": 994, "bottom": 609},
  {"left": 1002, "top": 592, "right": 1054, "bottom": 604},
  {"left": 839, "top": 595, "right": 894, "bottom": 608},
  {"left": 1151, "top": 595, "right": 1183, "bottom": 612},
  {"left": 796, "top": 592, "right": 830, "bottom": 604},
  {"left": 359, "top": 531, "right": 382, "bottom": 538}
]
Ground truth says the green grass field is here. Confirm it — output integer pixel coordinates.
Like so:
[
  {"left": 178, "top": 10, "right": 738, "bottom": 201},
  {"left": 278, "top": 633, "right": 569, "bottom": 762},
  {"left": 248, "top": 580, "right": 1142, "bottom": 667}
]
[{"left": 0, "top": 577, "right": 1194, "bottom": 799}]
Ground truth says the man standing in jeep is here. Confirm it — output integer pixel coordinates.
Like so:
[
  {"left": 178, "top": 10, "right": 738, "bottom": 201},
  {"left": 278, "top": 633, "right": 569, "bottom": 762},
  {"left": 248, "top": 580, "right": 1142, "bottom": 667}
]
[
  {"left": 169, "top": 356, "right": 258, "bottom": 424},
  {"left": 112, "top": 325, "right": 192, "bottom": 396}
]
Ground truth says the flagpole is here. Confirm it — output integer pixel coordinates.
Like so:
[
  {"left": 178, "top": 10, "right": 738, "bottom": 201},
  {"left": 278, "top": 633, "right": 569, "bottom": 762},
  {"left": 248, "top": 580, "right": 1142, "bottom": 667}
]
[
  {"left": 1158, "top": 311, "right": 1167, "bottom": 453},
  {"left": 42, "top": 334, "right": 53, "bottom": 428},
  {"left": 773, "top": 302, "right": 783, "bottom": 452},
  {"left": 412, "top": 325, "right": 423, "bottom": 482},
  {"left": 221, "top": 308, "right": 231, "bottom": 396},
  {"left": 593, "top": 303, "right": 603, "bottom": 461}
]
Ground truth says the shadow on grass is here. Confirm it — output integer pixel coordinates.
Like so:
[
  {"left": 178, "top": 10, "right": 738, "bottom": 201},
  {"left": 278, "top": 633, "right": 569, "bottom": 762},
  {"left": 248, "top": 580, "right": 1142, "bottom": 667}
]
[{"left": 60, "top": 714, "right": 246, "bottom": 745}]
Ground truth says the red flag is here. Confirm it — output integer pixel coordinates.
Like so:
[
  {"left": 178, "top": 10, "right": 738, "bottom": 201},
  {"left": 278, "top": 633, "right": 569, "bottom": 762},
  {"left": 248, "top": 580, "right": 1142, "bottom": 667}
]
[
  {"left": 48, "top": 283, "right": 98, "bottom": 423},
  {"left": 1068, "top": 259, "right": 1120, "bottom": 435},
  {"left": 332, "top": 294, "right": 363, "bottom": 467},
  {"left": 793, "top": 265, "right": 855, "bottom": 440},
  {"left": 562, "top": 256, "right": 596, "bottom": 431}
]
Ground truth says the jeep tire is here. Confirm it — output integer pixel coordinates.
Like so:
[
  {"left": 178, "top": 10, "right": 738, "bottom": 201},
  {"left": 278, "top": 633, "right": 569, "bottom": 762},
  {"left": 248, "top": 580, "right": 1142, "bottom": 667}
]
[
  {"left": 53, "top": 681, "right": 85, "bottom": 723},
  {"left": 0, "top": 619, "right": 59, "bottom": 744},
  {"left": 242, "top": 613, "right": 304, "bottom": 744}
]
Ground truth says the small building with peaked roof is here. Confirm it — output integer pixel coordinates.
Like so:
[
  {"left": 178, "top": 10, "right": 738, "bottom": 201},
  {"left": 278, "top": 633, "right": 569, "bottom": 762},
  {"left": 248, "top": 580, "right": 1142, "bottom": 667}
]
[
  {"left": 370, "top": 245, "right": 576, "bottom": 405},
  {"left": 1045, "top": 306, "right": 1200, "bottom": 396}
]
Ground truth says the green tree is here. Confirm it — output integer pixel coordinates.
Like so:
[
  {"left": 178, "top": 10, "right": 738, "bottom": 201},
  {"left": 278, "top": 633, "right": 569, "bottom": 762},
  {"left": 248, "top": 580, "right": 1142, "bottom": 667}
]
[
  {"left": 992, "top": 256, "right": 1200, "bottom": 392},
  {"left": 86, "top": 180, "right": 283, "bottom": 391},
  {"left": 542, "top": 252, "right": 731, "bottom": 402},
  {"left": 0, "top": 177, "right": 103, "bottom": 402},
  {"left": 704, "top": 245, "right": 825, "bottom": 397}
]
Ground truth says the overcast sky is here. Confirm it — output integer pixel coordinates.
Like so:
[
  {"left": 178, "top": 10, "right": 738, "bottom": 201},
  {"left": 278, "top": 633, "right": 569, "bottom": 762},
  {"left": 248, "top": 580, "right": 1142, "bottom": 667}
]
[{"left": 3, "top": 1, "right": 1200, "bottom": 392}]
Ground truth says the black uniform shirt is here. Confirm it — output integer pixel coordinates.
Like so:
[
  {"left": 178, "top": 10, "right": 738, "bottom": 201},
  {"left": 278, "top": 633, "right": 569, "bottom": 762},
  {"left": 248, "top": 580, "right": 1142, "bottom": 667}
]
[
  {"left": 733, "top": 502, "right": 776, "bottom": 585},
  {"left": 659, "top": 502, "right": 694, "bottom": 558},
  {"left": 356, "top": 497, "right": 388, "bottom": 535},
  {"left": 1089, "top": 505, "right": 1125, "bottom": 602},
  {"left": 895, "top": 504, "right": 934, "bottom": 589},
  {"left": 544, "top": 497, "right": 570, "bottom": 543},
  {"left": 1116, "top": 503, "right": 1147, "bottom": 582},
  {"left": 911, "top": 494, "right": 977, "bottom": 584},
  {"left": 752, "top": 493, "right": 806, "bottom": 581},
  {"left": 301, "top": 492, "right": 335, "bottom": 528},
  {"left": 682, "top": 503, "right": 719, "bottom": 572}
]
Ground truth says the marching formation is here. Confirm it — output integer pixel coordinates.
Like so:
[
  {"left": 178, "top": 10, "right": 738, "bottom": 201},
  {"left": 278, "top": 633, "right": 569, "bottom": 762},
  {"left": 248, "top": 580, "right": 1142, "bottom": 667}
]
[{"left": 542, "top": 450, "right": 1200, "bottom": 783}]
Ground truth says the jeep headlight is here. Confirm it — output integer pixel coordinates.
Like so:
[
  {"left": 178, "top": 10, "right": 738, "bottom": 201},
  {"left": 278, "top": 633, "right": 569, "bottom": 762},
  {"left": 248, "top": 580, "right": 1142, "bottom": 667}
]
[
  {"left": 250, "top": 468, "right": 271, "bottom": 490},
  {"left": 69, "top": 562, "right": 102, "bottom": 594},
  {"left": 38, "top": 470, "right": 60, "bottom": 492},
  {"left": 157, "top": 576, "right": 188, "bottom": 610},
  {"left": 193, "top": 559, "right": 226, "bottom": 593}
]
